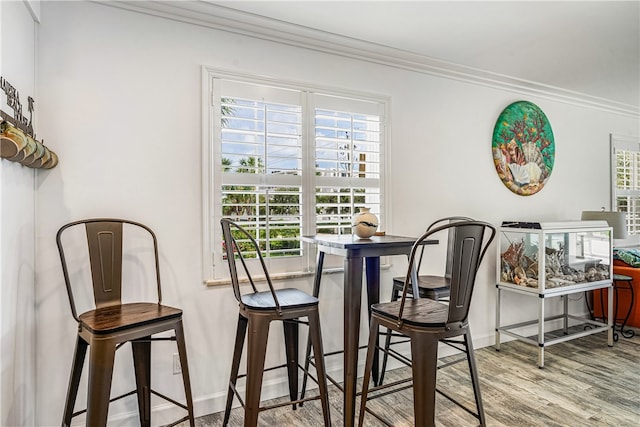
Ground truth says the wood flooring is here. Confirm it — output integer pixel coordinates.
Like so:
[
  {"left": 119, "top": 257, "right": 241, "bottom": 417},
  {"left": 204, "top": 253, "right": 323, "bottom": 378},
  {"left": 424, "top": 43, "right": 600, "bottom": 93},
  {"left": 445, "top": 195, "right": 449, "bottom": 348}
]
[{"left": 185, "top": 327, "right": 640, "bottom": 426}]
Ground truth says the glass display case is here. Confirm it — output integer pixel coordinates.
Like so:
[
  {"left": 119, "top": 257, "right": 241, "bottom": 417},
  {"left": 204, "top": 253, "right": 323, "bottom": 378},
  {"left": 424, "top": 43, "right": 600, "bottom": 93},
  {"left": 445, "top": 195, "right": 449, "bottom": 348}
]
[
  {"left": 495, "top": 220, "right": 614, "bottom": 368},
  {"left": 498, "top": 220, "right": 612, "bottom": 295}
]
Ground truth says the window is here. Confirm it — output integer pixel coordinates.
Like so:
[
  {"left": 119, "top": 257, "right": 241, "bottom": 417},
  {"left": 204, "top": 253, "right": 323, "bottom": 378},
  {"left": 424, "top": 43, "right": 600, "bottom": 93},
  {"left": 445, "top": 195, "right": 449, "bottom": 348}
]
[
  {"left": 611, "top": 134, "right": 640, "bottom": 235},
  {"left": 203, "top": 71, "right": 387, "bottom": 281}
]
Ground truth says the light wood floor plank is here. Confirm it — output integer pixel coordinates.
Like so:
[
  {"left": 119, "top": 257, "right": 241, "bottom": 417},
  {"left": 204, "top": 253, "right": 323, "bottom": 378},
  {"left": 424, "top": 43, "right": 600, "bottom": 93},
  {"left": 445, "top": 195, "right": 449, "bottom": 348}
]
[{"left": 185, "top": 327, "right": 640, "bottom": 426}]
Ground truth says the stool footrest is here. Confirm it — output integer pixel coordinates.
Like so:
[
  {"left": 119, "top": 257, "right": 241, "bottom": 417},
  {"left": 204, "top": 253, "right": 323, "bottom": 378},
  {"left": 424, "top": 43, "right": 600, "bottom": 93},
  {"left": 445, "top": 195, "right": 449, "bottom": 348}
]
[
  {"left": 71, "top": 388, "right": 189, "bottom": 422},
  {"left": 71, "top": 390, "right": 137, "bottom": 418}
]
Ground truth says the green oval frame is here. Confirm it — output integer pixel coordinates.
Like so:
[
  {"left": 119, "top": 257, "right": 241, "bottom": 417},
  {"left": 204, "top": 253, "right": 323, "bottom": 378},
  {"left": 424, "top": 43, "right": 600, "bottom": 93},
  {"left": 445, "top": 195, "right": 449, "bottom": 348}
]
[{"left": 492, "top": 101, "right": 555, "bottom": 196}]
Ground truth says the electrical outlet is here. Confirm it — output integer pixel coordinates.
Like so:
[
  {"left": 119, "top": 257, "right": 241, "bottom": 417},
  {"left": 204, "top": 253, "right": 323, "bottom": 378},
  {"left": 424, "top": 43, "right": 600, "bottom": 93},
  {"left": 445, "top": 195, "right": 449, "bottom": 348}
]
[{"left": 173, "top": 353, "right": 182, "bottom": 375}]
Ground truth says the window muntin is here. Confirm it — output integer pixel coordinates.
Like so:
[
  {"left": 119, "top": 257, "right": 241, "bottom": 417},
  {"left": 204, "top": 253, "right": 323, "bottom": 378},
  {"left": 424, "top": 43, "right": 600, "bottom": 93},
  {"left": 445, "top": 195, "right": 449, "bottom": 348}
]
[
  {"left": 315, "top": 109, "right": 380, "bottom": 180},
  {"left": 221, "top": 185, "right": 303, "bottom": 258},
  {"left": 221, "top": 98, "right": 303, "bottom": 176},
  {"left": 207, "top": 74, "right": 386, "bottom": 279},
  {"left": 315, "top": 186, "right": 380, "bottom": 235}
]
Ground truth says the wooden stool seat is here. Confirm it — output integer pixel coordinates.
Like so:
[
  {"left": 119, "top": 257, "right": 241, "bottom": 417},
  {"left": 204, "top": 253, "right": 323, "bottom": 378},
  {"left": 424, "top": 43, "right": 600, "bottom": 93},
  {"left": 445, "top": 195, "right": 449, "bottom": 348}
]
[
  {"left": 391, "top": 275, "right": 450, "bottom": 300},
  {"left": 373, "top": 298, "right": 449, "bottom": 328},
  {"left": 78, "top": 303, "right": 182, "bottom": 334}
]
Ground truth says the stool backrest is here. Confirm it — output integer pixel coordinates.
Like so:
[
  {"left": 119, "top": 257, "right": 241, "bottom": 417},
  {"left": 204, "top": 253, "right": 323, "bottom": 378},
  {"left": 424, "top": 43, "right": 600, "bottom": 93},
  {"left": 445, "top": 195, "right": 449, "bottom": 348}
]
[
  {"left": 57, "top": 218, "right": 162, "bottom": 322},
  {"left": 445, "top": 221, "right": 495, "bottom": 324},
  {"left": 417, "top": 216, "right": 474, "bottom": 278},
  {"left": 399, "top": 221, "right": 496, "bottom": 325},
  {"left": 220, "top": 218, "right": 281, "bottom": 312}
]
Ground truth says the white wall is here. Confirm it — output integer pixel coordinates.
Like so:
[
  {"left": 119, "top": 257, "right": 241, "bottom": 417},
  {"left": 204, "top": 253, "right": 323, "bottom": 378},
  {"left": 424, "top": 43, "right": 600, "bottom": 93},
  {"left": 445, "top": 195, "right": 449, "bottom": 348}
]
[
  {"left": 34, "top": 1, "right": 639, "bottom": 425},
  {"left": 0, "top": 1, "right": 38, "bottom": 425}
]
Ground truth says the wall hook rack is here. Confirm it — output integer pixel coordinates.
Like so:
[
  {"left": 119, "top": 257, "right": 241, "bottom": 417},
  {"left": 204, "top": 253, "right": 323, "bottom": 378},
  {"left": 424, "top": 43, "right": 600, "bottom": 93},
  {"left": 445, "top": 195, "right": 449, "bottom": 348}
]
[{"left": 1, "top": 76, "right": 58, "bottom": 169}]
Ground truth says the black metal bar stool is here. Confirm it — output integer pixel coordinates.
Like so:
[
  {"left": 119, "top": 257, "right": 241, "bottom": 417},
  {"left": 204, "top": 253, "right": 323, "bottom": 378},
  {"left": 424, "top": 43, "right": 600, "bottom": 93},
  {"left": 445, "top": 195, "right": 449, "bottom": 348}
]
[
  {"left": 57, "top": 218, "right": 195, "bottom": 427},
  {"left": 220, "top": 219, "right": 331, "bottom": 427},
  {"left": 379, "top": 216, "right": 473, "bottom": 384},
  {"left": 358, "top": 221, "right": 496, "bottom": 427}
]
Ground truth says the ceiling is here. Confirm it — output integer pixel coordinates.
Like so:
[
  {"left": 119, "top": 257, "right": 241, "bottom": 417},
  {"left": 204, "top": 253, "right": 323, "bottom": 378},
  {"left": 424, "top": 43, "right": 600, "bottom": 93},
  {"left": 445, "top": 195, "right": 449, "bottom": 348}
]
[
  {"left": 208, "top": 0, "right": 640, "bottom": 109},
  {"left": 110, "top": 0, "right": 640, "bottom": 110}
]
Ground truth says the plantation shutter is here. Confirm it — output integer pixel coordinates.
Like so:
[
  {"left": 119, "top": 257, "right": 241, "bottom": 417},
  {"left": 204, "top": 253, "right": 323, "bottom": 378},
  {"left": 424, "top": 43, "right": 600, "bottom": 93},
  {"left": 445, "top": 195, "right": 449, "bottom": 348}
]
[
  {"left": 218, "top": 81, "right": 304, "bottom": 259},
  {"left": 612, "top": 135, "right": 640, "bottom": 235},
  {"left": 311, "top": 94, "right": 383, "bottom": 235},
  {"left": 207, "top": 75, "right": 386, "bottom": 279}
]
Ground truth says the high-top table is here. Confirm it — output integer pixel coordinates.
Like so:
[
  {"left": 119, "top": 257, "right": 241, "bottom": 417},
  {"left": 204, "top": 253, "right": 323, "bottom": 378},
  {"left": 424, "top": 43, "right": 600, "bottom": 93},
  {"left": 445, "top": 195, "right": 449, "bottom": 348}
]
[{"left": 301, "top": 234, "right": 438, "bottom": 427}]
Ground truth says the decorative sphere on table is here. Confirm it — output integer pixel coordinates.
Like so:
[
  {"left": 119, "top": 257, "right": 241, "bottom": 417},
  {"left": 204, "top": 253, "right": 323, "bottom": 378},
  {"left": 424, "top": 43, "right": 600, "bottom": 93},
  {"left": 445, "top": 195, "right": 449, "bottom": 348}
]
[{"left": 352, "top": 207, "right": 378, "bottom": 238}]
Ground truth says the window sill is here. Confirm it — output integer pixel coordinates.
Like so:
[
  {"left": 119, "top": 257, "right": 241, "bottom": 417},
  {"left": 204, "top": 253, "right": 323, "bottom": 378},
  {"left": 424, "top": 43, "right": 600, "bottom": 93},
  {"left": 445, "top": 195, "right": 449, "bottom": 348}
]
[{"left": 205, "top": 263, "right": 391, "bottom": 287}]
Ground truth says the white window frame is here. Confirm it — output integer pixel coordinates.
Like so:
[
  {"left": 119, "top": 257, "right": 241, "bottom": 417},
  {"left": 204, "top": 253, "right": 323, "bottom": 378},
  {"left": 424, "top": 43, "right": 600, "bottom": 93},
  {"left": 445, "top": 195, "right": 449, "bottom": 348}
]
[
  {"left": 201, "top": 67, "right": 389, "bottom": 283},
  {"left": 611, "top": 133, "right": 640, "bottom": 235}
]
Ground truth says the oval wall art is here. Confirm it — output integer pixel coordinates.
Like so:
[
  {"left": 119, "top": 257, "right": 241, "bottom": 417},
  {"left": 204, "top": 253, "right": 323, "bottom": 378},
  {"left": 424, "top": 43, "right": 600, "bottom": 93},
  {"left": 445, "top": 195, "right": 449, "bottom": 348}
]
[{"left": 492, "top": 101, "right": 555, "bottom": 196}]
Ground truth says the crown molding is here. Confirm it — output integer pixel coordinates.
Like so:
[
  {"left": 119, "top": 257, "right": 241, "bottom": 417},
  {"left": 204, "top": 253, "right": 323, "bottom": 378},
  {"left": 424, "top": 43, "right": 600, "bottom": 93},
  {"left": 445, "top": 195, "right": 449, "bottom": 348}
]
[
  {"left": 97, "top": 0, "right": 639, "bottom": 117},
  {"left": 24, "top": 1, "right": 41, "bottom": 24}
]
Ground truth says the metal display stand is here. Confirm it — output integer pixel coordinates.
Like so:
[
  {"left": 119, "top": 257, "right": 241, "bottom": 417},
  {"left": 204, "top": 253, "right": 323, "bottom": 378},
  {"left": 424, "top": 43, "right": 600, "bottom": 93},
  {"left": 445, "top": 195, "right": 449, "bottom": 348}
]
[
  {"left": 495, "top": 221, "right": 614, "bottom": 368},
  {"left": 496, "top": 281, "right": 613, "bottom": 368}
]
